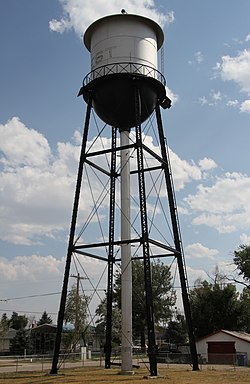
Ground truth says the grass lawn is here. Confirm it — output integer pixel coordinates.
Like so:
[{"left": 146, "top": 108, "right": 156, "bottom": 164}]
[{"left": 0, "top": 365, "right": 249, "bottom": 384}]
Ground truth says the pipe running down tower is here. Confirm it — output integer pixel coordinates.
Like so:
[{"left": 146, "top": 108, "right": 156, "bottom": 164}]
[{"left": 50, "top": 12, "right": 199, "bottom": 377}]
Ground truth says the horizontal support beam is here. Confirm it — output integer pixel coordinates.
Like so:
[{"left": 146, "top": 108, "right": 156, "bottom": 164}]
[
  {"left": 74, "top": 238, "right": 140, "bottom": 250},
  {"left": 85, "top": 143, "right": 135, "bottom": 159}
]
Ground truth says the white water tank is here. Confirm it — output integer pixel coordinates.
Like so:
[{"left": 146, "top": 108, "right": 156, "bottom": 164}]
[
  {"left": 80, "top": 13, "right": 168, "bottom": 128},
  {"left": 84, "top": 13, "right": 163, "bottom": 76}
]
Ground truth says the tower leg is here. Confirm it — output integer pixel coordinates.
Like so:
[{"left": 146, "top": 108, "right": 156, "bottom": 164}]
[
  {"left": 50, "top": 97, "right": 92, "bottom": 375},
  {"left": 155, "top": 104, "right": 199, "bottom": 371},
  {"left": 134, "top": 84, "right": 157, "bottom": 377},
  {"left": 105, "top": 127, "right": 117, "bottom": 369}
]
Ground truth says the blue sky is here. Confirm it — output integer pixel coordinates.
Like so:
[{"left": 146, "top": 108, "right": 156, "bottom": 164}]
[{"left": 0, "top": 0, "right": 250, "bottom": 322}]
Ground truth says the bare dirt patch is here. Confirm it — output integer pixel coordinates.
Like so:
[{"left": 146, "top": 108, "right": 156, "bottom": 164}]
[{"left": 0, "top": 365, "right": 249, "bottom": 384}]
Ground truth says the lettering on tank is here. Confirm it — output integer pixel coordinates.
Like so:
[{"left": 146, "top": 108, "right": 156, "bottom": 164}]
[{"left": 91, "top": 46, "right": 117, "bottom": 67}]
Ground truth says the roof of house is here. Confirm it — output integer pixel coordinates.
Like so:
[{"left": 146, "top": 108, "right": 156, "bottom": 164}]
[
  {"left": 0, "top": 328, "right": 17, "bottom": 340},
  {"left": 198, "top": 329, "right": 250, "bottom": 344},
  {"left": 30, "top": 323, "right": 57, "bottom": 333},
  {"left": 29, "top": 323, "right": 74, "bottom": 333}
]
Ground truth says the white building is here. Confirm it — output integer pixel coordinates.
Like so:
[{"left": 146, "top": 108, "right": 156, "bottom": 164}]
[{"left": 196, "top": 329, "right": 250, "bottom": 366}]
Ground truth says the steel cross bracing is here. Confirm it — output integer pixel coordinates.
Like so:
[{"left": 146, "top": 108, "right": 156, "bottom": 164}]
[{"left": 51, "top": 85, "right": 199, "bottom": 375}]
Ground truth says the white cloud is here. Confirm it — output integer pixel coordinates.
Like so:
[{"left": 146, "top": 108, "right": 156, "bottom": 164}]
[
  {"left": 240, "top": 99, "right": 250, "bottom": 113},
  {"left": 184, "top": 261, "right": 238, "bottom": 290},
  {"left": 214, "top": 49, "right": 250, "bottom": 112},
  {"left": 185, "top": 243, "right": 218, "bottom": 260},
  {"left": 188, "top": 51, "right": 204, "bottom": 65},
  {"left": 0, "top": 253, "right": 104, "bottom": 284},
  {"left": 186, "top": 266, "right": 208, "bottom": 284},
  {"left": 0, "top": 117, "right": 51, "bottom": 168},
  {"left": 192, "top": 213, "right": 237, "bottom": 234},
  {"left": 227, "top": 99, "right": 239, "bottom": 107},
  {"left": 169, "top": 150, "right": 202, "bottom": 191},
  {"left": 239, "top": 233, "right": 250, "bottom": 245},
  {"left": 165, "top": 85, "right": 179, "bottom": 105},
  {"left": 198, "top": 157, "right": 217, "bottom": 171},
  {"left": 184, "top": 172, "right": 250, "bottom": 234},
  {"left": 1, "top": 117, "right": 206, "bottom": 245},
  {"left": 194, "top": 51, "right": 204, "bottom": 64},
  {"left": 232, "top": 37, "right": 243, "bottom": 45},
  {"left": 245, "top": 34, "right": 250, "bottom": 42},
  {"left": 0, "top": 253, "right": 107, "bottom": 320},
  {"left": 122, "top": 131, "right": 203, "bottom": 192},
  {"left": 198, "top": 91, "right": 224, "bottom": 107},
  {"left": 212, "top": 91, "right": 222, "bottom": 102},
  {"left": 2, "top": 117, "right": 245, "bottom": 250},
  {"left": 0, "top": 118, "right": 87, "bottom": 245},
  {"left": 0, "top": 254, "right": 63, "bottom": 282},
  {"left": 49, "top": 0, "right": 174, "bottom": 37},
  {"left": 216, "top": 49, "right": 250, "bottom": 95},
  {"left": 198, "top": 96, "right": 208, "bottom": 105}
]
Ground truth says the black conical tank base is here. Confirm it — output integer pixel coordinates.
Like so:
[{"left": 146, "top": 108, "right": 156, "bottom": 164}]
[{"left": 81, "top": 73, "right": 166, "bottom": 128}]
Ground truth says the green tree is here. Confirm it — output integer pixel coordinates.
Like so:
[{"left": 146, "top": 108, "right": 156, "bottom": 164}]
[
  {"left": 164, "top": 313, "right": 188, "bottom": 345},
  {"left": 238, "top": 287, "right": 250, "bottom": 333},
  {"left": 96, "top": 259, "right": 176, "bottom": 348},
  {"left": 37, "top": 311, "right": 53, "bottom": 326},
  {"left": 64, "top": 285, "right": 89, "bottom": 328},
  {"left": 64, "top": 284, "right": 89, "bottom": 349},
  {"left": 129, "top": 259, "right": 175, "bottom": 347},
  {"left": 189, "top": 279, "right": 241, "bottom": 339},
  {"left": 10, "top": 329, "right": 29, "bottom": 355},
  {"left": 9, "top": 312, "right": 28, "bottom": 330},
  {"left": 0, "top": 313, "right": 9, "bottom": 336},
  {"left": 234, "top": 244, "right": 250, "bottom": 286},
  {"left": 95, "top": 297, "right": 122, "bottom": 347}
]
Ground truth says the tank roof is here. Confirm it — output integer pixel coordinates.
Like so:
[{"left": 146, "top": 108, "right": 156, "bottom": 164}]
[{"left": 84, "top": 13, "right": 164, "bottom": 51}]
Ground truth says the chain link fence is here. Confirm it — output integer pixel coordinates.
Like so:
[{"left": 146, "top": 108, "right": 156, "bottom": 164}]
[{"left": 0, "top": 350, "right": 104, "bottom": 374}]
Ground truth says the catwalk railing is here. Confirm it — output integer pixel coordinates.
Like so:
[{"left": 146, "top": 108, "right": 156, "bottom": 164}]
[{"left": 83, "top": 62, "right": 166, "bottom": 86}]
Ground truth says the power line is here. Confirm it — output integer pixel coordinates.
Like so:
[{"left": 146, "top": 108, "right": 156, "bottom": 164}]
[
  {"left": 0, "top": 287, "right": 106, "bottom": 303},
  {"left": 0, "top": 292, "right": 61, "bottom": 302},
  {"left": 0, "top": 308, "right": 57, "bottom": 315}
]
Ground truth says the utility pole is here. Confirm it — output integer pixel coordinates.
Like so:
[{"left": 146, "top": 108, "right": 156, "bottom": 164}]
[{"left": 70, "top": 273, "right": 88, "bottom": 353}]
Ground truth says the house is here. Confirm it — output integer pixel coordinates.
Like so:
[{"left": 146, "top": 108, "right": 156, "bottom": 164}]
[
  {"left": 29, "top": 324, "right": 57, "bottom": 354},
  {"left": 0, "top": 328, "right": 17, "bottom": 354},
  {"left": 29, "top": 323, "right": 94, "bottom": 354},
  {"left": 196, "top": 329, "right": 250, "bottom": 366}
]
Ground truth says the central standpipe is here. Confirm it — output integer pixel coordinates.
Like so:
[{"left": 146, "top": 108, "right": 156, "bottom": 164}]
[{"left": 120, "top": 129, "right": 133, "bottom": 374}]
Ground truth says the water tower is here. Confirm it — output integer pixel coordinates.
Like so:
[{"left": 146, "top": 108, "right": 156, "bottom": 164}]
[{"left": 51, "top": 11, "right": 199, "bottom": 377}]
